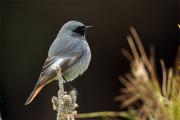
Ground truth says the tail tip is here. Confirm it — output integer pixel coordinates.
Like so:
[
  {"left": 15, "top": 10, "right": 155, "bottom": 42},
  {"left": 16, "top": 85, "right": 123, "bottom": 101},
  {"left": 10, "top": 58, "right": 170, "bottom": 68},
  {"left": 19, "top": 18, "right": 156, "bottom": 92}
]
[
  {"left": 24, "top": 85, "right": 44, "bottom": 106},
  {"left": 24, "top": 100, "right": 30, "bottom": 106}
]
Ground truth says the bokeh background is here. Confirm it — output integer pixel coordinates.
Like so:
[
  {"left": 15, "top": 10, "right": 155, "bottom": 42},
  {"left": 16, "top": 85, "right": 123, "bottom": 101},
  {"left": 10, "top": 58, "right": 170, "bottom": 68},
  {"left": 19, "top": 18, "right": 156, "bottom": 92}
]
[{"left": 1, "top": 0, "right": 180, "bottom": 119}]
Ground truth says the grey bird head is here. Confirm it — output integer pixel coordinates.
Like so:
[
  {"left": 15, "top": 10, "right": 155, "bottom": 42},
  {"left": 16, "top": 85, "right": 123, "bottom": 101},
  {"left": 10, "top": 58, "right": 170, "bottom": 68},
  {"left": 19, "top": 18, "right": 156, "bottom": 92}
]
[{"left": 59, "top": 21, "right": 92, "bottom": 38}]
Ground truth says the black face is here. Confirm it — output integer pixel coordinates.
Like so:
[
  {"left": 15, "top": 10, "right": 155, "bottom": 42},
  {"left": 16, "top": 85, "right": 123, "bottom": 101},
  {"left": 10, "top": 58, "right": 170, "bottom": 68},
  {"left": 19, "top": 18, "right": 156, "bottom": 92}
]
[{"left": 73, "top": 26, "right": 85, "bottom": 36}]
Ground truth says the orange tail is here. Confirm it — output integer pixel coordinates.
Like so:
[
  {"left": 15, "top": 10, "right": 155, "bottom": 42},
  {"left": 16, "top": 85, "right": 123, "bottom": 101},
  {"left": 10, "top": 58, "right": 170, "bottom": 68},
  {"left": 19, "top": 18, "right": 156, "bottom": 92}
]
[{"left": 25, "top": 85, "right": 44, "bottom": 105}]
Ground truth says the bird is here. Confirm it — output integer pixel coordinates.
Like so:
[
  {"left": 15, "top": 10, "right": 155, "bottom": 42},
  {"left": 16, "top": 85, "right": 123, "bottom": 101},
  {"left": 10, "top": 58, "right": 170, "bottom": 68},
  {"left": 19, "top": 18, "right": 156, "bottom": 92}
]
[{"left": 25, "top": 21, "right": 92, "bottom": 105}]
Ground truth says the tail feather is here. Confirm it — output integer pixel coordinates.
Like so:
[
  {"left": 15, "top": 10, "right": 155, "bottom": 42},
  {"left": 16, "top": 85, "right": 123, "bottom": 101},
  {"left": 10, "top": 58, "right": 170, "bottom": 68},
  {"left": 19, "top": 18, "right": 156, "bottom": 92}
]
[{"left": 25, "top": 85, "right": 44, "bottom": 105}]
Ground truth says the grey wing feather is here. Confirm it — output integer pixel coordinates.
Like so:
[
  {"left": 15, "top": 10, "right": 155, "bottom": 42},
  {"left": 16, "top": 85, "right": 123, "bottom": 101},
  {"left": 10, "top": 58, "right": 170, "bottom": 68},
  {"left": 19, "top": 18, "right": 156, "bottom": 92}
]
[
  {"left": 41, "top": 57, "right": 57, "bottom": 75},
  {"left": 37, "top": 55, "right": 82, "bottom": 86},
  {"left": 36, "top": 57, "right": 58, "bottom": 86}
]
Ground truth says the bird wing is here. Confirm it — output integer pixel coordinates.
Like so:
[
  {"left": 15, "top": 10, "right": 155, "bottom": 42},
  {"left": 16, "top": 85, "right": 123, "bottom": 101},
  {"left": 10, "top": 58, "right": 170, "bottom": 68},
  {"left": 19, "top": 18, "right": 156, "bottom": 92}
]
[
  {"left": 37, "top": 48, "right": 84, "bottom": 87},
  {"left": 36, "top": 56, "right": 58, "bottom": 86},
  {"left": 41, "top": 57, "right": 58, "bottom": 76},
  {"left": 39, "top": 39, "right": 85, "bottom": 84}
]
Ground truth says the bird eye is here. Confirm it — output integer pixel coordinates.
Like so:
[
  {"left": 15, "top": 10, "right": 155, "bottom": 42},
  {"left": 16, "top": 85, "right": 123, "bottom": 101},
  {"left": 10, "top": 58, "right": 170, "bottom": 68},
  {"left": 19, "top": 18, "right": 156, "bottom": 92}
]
[{"left": 73, "top": 26, "right": 85, "bottom": 36}]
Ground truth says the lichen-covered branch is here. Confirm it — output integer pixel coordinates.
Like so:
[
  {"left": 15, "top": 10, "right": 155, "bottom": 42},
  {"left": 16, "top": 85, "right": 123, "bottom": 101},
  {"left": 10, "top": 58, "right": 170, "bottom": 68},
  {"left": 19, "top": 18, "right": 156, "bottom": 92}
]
[{"left": 52, "top": 66, "right": 78, "bottom": 120}]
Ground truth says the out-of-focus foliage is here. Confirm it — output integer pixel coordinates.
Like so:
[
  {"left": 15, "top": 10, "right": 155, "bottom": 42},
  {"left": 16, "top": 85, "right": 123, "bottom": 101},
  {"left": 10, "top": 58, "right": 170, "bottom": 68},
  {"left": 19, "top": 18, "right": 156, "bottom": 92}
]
[{"left": 114, "top": 27, "right": 180, "bottom": 120}]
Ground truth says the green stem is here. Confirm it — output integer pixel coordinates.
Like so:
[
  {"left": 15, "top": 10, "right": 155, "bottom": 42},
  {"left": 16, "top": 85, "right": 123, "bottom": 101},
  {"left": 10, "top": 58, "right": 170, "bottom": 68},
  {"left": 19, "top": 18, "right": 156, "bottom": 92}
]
[{"left": 75, "top": 111, "right": 131, "bottom": 119}]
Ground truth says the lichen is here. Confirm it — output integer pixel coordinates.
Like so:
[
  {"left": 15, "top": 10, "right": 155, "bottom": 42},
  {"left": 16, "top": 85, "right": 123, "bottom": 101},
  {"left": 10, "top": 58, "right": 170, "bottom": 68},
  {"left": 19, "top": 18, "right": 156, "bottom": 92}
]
[{"left": 52, "top": 66, "right": 78, "bottom": 120}]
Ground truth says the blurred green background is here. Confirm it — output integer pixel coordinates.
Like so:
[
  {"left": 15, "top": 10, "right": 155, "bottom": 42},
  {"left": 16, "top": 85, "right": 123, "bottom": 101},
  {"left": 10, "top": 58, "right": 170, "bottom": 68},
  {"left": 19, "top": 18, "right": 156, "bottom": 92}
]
[{"left": 1, "top": 0, "right": 180, "bottom": 119}]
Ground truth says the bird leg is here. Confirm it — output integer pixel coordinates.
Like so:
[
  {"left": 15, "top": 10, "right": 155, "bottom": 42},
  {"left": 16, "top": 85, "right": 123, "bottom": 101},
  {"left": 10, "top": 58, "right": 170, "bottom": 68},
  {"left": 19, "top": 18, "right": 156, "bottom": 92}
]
[
  {"left": 62, "top": 77, "right": 73, "bottom": 90},
  {"left": 62, "top": 76, "right": 79, "bottom": 96}
]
